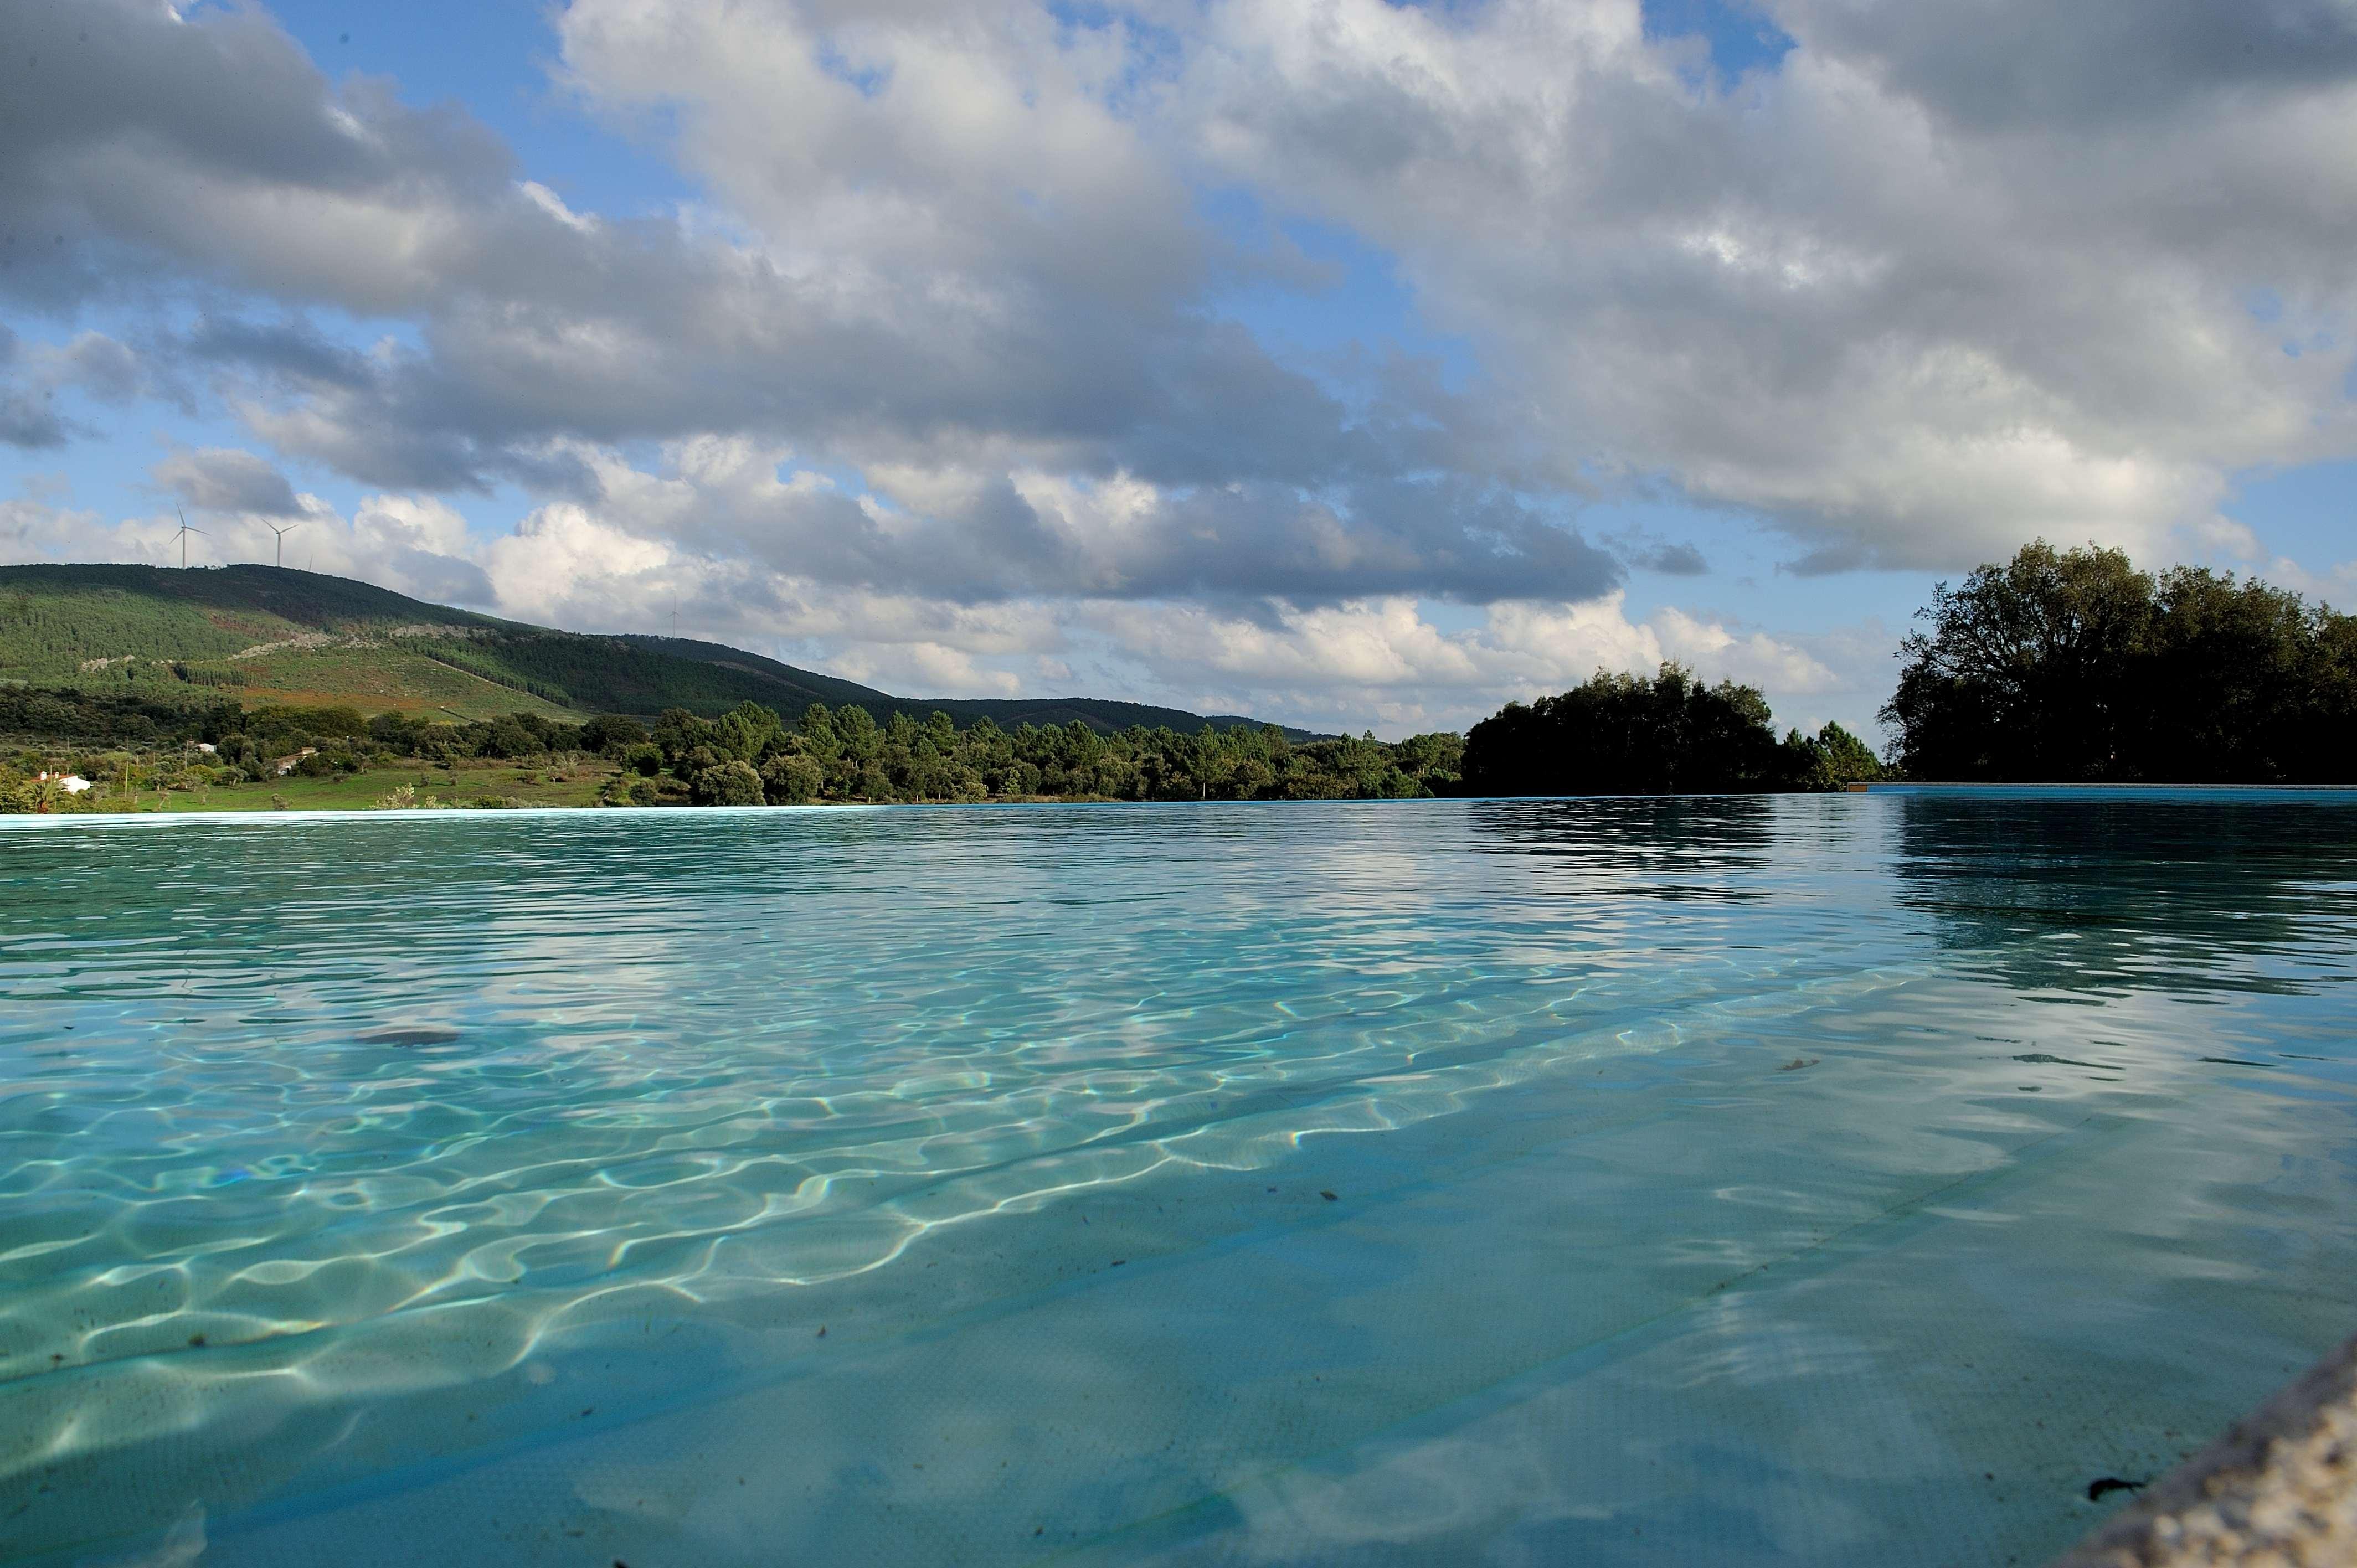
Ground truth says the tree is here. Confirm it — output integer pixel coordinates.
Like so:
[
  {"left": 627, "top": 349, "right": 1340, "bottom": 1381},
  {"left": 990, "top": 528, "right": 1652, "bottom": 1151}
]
[
  {"left": 691, "top": 759, "right": 765, "bottom": 806},
  {"left": 1783, "top": 721, "right": 1884, "bottom": 791},
  {"left": 1461, "top": 664, "right": 1794, "bottom": 795},
  {"left": 1882, "top": 540, "right": 2357, "bottom": 782},
  {"left": 2130, "top": 568, "right": 2314, "bottom": 781},
  {"left": 761, "top": 754, "right": 824, "bottom": 804},
  {"left": 478, "top": 715, "right": 540, "bottom": 760},
  {"left": 1881, "top": 541, "right": 2153, "bottom": 780},
  {"left": 580, "top": 713, "right": 647, "bottom": 754},
  {"left": 712, "top": 700, "right": 785, "bottom": 763}
]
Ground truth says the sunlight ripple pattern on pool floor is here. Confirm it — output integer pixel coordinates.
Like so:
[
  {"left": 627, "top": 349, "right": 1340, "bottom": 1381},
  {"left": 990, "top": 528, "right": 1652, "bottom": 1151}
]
[{"left": 1, "top": 795, "right": 2354, "bottom": 1566}]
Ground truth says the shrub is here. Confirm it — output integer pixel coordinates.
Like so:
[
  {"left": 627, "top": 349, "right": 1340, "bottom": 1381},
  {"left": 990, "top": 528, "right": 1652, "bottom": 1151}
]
[{"left": 691, "top": 759, "right": 765, "bottom": 807}]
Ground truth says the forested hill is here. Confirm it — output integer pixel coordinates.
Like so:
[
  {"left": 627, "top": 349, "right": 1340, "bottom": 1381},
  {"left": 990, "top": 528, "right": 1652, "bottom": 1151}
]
[
  {"left": 611, "top": 634, "right": 1294, "bottom": 737},
  {"left": 0, "top": 563, "right": 1300, "bottom": 735}
]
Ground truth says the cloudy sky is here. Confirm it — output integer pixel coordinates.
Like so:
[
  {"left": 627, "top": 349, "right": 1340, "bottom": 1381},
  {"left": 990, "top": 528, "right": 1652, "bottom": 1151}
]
[{"left": 4, "top": 0, "right": 2354, "bottom": 737}]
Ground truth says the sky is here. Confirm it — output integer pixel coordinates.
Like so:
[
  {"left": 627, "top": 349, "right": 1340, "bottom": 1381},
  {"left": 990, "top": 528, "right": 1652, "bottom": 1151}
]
[{"left": 3, "top": 0, "right": 2354, "bottom": 740}]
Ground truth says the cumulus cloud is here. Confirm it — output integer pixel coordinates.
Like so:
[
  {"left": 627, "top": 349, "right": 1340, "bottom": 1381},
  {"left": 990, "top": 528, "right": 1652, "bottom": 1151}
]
[
  {"left": 1184, "top": 0, "right": 2357, "bottom": 568},
  {"left": 0, "top": 326, "right": 143, "bottom": 449},
  {"left": 151, "top": 447, "right": 303, "bottom": 517},
  {"left": 3, "top": 0, "right": 1609, "bottom": 606},
  {"left": 1077, "top": 592, "right": 1851, "bottom": 734},
  {"left": 4, "top": 0, "right": 2354, "bottom": 729}
]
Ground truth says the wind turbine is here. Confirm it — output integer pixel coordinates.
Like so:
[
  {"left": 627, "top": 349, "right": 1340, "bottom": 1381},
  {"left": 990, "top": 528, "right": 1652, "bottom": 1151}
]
[
  {"left": 264, "top": 517, "right": 304, "bottom": 568},
  {"left": 172, "top": 504, "right": 207, "bottom": 570}
]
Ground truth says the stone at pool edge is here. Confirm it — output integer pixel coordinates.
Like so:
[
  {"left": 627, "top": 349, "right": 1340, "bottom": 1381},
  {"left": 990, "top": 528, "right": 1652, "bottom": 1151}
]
[{"left": 2050, "top": 1330, "right": 2357, "bottom": 1566}]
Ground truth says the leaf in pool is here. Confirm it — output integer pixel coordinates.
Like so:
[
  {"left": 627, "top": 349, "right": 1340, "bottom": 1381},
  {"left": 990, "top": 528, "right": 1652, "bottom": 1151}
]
[
  {"left": 1777, "top": 1058, "right": 1819, "bottom": 1071},
  {"left": 353, "top": 1025, "right": 462, "bottom": 1048}
]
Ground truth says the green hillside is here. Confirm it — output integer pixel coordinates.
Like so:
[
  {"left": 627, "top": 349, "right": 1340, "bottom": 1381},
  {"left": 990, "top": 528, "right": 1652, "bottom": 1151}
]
[
  {"left": 0, "top": 563, "right": 1300, "bottom": 734},
  {"left": 614, "top": 635, "right": 1312, "bottom": 737}
]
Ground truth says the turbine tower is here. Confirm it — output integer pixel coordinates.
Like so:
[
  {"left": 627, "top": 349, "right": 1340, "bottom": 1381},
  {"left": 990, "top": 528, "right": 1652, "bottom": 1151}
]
[
  {"left": 265, "top": 517, "right": 304, "bottom": 568},
  {"left": 172, "top": 504, "right": 207, "bottom": 570}
]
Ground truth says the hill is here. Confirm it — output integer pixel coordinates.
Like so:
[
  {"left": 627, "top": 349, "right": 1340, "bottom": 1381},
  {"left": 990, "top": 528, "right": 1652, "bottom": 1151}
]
[{"left": 0, "top": 563, "right": 1307, "bottom": 735}]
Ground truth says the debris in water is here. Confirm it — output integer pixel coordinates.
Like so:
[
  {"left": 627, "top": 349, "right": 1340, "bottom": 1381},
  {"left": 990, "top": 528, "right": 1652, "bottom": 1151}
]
[
  {"left": 1320, "top": 1190, "right": 1338, "bottom": 1201},
  {"left": 355, "top": 1025, "right": 462, "bottom": 1048},
  {"left": 2086, "top": 1477, "right": 2147, "bottom": 1502},
  {"left": 2199, "top": 1056, "right": 2271, "bottom": 1067},
  {"left": 2014, "top": 1053, "right": 2116, "bottom": 1070},
  {"left": 1778, "top": 1058, "right": 1819, "bottom": 1071}
]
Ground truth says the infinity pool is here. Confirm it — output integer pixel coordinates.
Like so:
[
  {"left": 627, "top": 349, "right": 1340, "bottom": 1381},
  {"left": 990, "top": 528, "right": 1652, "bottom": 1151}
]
[{"left": 3, "top": 795, "right": 2353, "bottom": 1565}]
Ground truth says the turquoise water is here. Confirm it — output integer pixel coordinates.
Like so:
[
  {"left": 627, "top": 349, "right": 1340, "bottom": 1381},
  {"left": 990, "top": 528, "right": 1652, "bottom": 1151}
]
[{"left": 2, "top": 795, "right": 2353, "bottom": 1566}]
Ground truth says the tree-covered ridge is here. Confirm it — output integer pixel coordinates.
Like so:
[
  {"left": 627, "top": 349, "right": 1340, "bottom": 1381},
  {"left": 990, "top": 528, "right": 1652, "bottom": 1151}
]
[
  {"left": 0, "top": 564, "right": 1301, "bottom": 735},
  {"left": 1460, "top": 665, "right": 1883, "bottom": 796},
  {"left": 1882, "top": 541, "right": 2357, "bottom": 782},
  {"left": 613, "top": 636, "right": 1313, "bottom": 739}
]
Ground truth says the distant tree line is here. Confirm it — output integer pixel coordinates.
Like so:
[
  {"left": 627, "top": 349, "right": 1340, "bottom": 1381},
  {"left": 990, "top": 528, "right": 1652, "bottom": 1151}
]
[
  {"left": 1881, "top": 541, "right": 2357, "bottom": 782},
  {"left": 0, "top": 684, "right": 1466, "bottom": 809},
  {"left": 622, "top": 703, "right": 1464, "bottom": 806}
]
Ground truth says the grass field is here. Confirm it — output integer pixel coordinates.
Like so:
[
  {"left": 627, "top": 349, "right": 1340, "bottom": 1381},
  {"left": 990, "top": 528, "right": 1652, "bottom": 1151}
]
[{"left": 89, "top": 758, "right": 633, "bottom": 814}]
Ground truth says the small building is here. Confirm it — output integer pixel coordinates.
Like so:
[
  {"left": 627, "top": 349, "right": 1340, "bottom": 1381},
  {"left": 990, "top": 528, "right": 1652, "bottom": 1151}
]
[
  {"left": 195, "top": 742, "right": 217, "bottom": 755},
  {"left": 271, "top": 747, "right": 318, "bottom": 776},
  {"left": 34, "top": 772, "right": 92, "bottom": 794}
]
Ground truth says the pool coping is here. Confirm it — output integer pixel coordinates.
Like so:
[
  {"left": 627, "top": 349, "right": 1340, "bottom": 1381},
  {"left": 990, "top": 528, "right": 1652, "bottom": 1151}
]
[{"left": 2050, "top": 1330, "right": 2356, "bottom": 1566}]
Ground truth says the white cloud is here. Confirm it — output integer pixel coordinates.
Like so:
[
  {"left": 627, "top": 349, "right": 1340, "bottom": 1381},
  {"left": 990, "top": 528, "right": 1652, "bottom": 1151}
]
[
  {"left": 1180, "top": 0, "right": 2357, "bottom": 568},
  {"left": 6, "top": 0, "right": 2356, "bottom": 734},
  {"left": 1079, "top": 591, "right": 1851, "bottom": 735}
]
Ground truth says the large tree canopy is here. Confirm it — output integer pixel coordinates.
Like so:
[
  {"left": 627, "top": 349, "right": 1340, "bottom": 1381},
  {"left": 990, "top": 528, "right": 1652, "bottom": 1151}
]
[
  {"left": 1461, "top": 666, "right": 1876, "bottom": 796},
  {"left": 1882, "top": 543, "right": 2357, "bottom": 782}
]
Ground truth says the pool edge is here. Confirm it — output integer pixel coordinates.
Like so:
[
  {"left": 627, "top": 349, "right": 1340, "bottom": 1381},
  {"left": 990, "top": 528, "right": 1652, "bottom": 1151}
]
[{"left": 2051, "top": 1329, "right": 2356, "bottom": 1566}]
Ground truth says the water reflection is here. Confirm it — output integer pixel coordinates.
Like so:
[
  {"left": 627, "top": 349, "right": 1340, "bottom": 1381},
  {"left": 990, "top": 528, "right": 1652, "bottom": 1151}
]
[
  {"left": 1891, "top": 795, "right": 2357, "bottom": 998},
  {"left": 1466, "top": 796, "right": 1778, "bottom": 901}
]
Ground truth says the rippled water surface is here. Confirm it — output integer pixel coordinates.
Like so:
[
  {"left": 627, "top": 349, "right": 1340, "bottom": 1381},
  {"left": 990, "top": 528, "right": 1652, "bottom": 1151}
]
[{"left": 3, "top": 795, "right": 2354, "bottom": 1565}]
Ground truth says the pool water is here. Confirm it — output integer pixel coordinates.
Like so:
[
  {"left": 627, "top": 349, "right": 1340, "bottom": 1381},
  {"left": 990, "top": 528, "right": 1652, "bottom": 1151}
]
[{"left": 2, "top": 795, "right": 2353, "bottom": 1565}]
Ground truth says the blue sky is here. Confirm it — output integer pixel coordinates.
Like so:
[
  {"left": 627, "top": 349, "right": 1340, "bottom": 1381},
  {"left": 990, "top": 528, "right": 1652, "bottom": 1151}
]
[{"left": 5, "top": 0, "right": 2354, "bottom": 737}]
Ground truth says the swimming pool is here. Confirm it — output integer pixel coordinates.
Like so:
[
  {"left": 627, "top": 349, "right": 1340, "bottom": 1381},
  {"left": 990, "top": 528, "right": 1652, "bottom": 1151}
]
[{"left": 3, "top": 794, "right": 2352, "bottom": 1564}]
